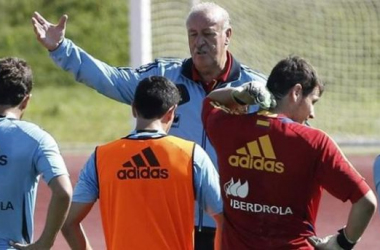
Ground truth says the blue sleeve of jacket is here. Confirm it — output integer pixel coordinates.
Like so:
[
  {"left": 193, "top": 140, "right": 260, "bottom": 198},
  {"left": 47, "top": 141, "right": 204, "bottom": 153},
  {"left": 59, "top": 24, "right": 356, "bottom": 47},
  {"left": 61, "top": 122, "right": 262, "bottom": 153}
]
[
  {"left": 49, "top": 38, "right": 160, "bottom": 105},
  {"left": 193, "top": 144, "right": 223, "bottom": 216},
  {"left": 72, "top": 152, "right": 99, "bottom": 203}
]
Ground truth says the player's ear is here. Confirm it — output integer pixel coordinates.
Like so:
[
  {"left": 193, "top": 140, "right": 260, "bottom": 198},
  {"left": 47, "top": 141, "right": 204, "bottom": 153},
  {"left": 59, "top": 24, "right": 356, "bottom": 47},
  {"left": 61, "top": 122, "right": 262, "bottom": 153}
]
[
  {"left": 161, "top": 105, "right": 176, "bottom": 124},
  {"left": 19, "top": 94, "right": 31, "bottom": 110},
  {"left": 291, "top": 84, "right": 303, "bottom": 103},
  {"left": 164, "top": 105, "right": 177, "bottom": 122}
]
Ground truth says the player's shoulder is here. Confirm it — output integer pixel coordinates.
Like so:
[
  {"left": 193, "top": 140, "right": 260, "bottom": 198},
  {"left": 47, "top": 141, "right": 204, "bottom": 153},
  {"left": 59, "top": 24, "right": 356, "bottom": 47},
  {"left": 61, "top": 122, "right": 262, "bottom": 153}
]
[
  {"left": 165, "top": 135, "right": 195, "bottom": 148},
  {"left": 96, "top": 137, "right": 125, "bottom": 151},
  {"left": 11, "top": 119, "right": 56, "bottom": 144},
  {"left": 10, "top": 119, "right": 43, "bottom": 133},
  {"left": 286, "top": 121, "right": 331, "bottom": 145}
]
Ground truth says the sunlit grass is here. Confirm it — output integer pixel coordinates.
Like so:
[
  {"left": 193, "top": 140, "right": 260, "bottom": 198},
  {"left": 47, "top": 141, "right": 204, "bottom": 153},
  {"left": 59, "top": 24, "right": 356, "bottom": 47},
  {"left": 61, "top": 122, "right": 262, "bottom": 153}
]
[{"left": 24, "top": 85, "right": 133, "bottom": 146}]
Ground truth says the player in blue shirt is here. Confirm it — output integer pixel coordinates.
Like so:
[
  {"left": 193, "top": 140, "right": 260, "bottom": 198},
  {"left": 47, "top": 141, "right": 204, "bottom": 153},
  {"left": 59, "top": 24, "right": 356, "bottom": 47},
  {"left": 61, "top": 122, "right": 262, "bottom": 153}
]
[
  {"left": 0, "top": 57, "right": 72, "bottom": 250},
  {"left": 61, "top": 76, "right": 223, "bottom": 249}
]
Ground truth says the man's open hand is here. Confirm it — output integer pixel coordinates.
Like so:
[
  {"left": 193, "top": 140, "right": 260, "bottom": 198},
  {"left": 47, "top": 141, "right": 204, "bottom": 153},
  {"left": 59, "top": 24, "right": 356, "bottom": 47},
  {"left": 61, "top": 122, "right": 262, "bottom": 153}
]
[{"left": 32, "top": 12, "right": 68, "bottom": 51}]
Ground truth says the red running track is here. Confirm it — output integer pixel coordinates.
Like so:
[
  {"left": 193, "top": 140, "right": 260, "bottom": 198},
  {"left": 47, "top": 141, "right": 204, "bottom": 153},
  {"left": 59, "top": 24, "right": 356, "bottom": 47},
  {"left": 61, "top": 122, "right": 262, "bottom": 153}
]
[{"left": 33, "top": 153, "right": 380, "bottom": 249}]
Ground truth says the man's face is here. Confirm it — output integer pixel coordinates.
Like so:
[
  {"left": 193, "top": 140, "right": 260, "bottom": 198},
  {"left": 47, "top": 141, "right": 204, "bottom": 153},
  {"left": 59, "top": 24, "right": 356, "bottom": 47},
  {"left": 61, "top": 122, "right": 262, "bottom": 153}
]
[
  {"left": 186, "top": 11, "right": 230, "bottom": 72},
  {"left": 292, "top": 86, "right": 321, "bottom": 124}
]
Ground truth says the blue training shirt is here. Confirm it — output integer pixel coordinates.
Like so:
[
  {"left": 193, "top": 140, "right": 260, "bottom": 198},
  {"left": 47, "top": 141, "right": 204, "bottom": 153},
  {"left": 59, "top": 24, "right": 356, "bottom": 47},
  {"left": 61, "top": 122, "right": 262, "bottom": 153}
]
[
  {"left": 73, "top": 130, "right": 222, "bottom": 217},
  {"left": 0, "top": 116, "right": 68, "bottom": 249}
]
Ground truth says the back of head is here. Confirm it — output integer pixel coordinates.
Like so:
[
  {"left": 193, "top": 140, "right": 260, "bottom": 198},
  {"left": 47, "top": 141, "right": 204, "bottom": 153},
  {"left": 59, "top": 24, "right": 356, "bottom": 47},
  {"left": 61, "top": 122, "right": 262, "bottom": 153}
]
[
  {"left": 0, "top": 57, "right": 33, "bottom": 106},
  {"left": 266, "top": 56, "right": 323, "bottom": 100},
  {"left": 187, "top": 2, "right": 231, "bottom": 30},
  {"left": 134, "top": 76, "right": 180, "bottom": 119}
]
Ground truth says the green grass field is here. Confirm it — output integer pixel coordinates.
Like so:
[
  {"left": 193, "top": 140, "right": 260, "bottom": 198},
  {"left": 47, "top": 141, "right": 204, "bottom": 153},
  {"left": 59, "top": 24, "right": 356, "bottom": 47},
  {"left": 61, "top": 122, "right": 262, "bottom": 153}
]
[{"left": 24, "top": 85, "right": 133, "bottom": 145}]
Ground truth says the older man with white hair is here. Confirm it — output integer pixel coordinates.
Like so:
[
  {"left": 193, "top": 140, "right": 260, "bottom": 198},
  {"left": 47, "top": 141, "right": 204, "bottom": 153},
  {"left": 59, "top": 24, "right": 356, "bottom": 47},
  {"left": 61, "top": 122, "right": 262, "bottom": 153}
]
[{"left": 32, "top": 2, "right": 268, "bottom": 249}]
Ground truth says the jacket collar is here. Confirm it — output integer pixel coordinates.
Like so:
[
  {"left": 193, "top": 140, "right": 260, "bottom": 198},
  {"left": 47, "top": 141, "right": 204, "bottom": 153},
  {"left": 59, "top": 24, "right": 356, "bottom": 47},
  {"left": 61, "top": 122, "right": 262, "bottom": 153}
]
[{"left": 181, "top": 52, "right": 241, "bottom": 84}]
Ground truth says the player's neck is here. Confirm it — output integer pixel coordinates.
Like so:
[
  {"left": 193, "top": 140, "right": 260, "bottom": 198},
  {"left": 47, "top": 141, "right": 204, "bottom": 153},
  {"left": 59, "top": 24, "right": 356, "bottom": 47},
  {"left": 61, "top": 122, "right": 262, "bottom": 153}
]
[
  {"left": 135, "top": 119, "right": 167, "bottom": 134},
  {"left": 0, "top": 106, "right": 22, "bottom": 119}
]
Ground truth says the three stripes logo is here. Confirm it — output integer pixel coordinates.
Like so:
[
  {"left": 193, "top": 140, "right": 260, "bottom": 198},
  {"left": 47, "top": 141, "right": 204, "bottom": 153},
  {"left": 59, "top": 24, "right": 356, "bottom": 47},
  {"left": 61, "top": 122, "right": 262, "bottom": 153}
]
[
  {"left": 117, "top": 147, "right": 169, "bottom": 180},
  {"left": 228, "top": 135, "right": 285, "bottom": 174}
]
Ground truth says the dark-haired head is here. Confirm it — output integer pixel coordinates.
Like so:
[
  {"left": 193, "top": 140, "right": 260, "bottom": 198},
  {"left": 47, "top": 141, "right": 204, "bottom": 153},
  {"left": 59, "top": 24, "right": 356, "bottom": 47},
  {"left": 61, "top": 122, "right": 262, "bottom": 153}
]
[
  {"left": 0, "top": 57, "right": 33, "bottom": 106},
  {"left": 266, "top": 56, "right": 323, "bottom": 101},
  {"left": 133, "top": 76, "right": 180, "bottom": 119},
  {"left": 266, "top": 56, "right": 324, "bottom": 124}
]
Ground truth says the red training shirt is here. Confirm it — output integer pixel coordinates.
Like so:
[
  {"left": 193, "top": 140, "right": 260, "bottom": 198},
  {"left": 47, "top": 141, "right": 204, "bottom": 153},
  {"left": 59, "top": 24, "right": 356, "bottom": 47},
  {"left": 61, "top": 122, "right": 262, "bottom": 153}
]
[{"left": 202, "top": 98, "right": 370, "bottom": 250}]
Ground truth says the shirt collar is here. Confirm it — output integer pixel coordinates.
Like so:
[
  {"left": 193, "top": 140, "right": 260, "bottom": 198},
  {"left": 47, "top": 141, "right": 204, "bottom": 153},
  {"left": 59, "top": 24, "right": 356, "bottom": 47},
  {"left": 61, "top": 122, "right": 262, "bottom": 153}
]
[{"left": 127, "top": 129, "right": 167, "bottom": 139}]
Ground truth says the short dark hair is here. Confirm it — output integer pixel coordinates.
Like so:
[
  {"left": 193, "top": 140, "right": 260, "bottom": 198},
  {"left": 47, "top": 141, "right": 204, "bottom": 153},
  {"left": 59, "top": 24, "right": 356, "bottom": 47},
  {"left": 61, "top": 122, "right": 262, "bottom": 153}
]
[
  {"left": 134, "top": 76, "right": 181, "bottom": 119},
  {"left": 266, "top": 56, "right": 324, "bottom": 100},
  {"left": 0, "top": 57, "right": 33, "bottom": 106}
]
